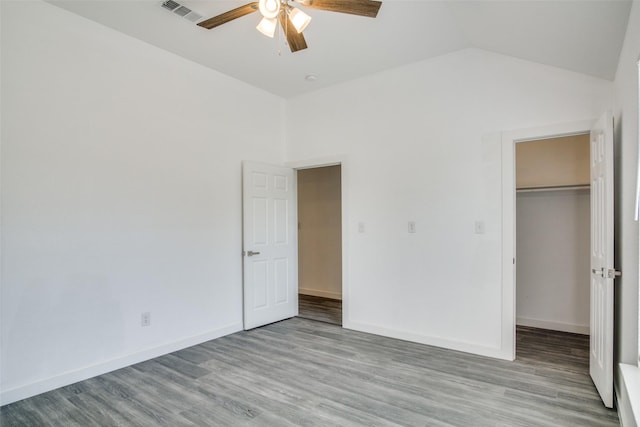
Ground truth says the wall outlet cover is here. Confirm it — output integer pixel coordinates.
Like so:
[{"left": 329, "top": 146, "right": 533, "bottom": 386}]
[{"left": 141, "top": 312, "right": 151, "bottom": 327}]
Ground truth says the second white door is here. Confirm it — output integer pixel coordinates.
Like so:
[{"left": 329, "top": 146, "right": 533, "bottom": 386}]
[
  {"left": 242, "top": 161, "right": 298, "bottom": 330},
  {"left": 589, "top": 111, "right": 617, "bottom": 408}
]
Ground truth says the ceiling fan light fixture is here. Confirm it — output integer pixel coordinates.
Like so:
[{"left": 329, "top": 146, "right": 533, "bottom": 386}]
[
  {"left": 258, "top": 0, "right": 280, "bottom": 19},
  {"left": 256, "top": 16, "right": 278, "bottom": 38},
  {"left": 288, "top": 7, "right": 312, "bottom": 33}
]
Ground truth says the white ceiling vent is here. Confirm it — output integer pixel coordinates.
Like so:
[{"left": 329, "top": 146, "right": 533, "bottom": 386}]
[{"left": 161, "top": 0, "right": 203, "bottom": 23}]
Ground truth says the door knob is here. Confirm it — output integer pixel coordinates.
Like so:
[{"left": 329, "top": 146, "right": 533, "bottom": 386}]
[
  {"left": 247, "top": 250, "right": 261, "bottom": 257},
  {"left": 606, "top": 268, "right": 621, "bottom": 279},
  {"left": 592, "top": 267, "right": 622, "bottom": 279}
]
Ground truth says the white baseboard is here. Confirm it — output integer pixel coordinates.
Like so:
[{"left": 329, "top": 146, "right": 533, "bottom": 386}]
[
  {"left": 516, "top": 317, "right": 589, "bottom": 335},
  {"left": 0, "top": 322, "right": 242, "bottom": 406},
  {"left": 618, "top": 364, "right": 640, "bottom": 427},
  {"left": 299, "top": 288, "right": 342, "bottom": 300},
  {"left": 344, "top": 320, "right": 512, "bottom": 361}
]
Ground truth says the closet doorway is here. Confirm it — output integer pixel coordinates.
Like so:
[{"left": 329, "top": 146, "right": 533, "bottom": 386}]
[
  {"left": 515, "top": 134, "right": 591, "bottom": 338},
  {"left": 296, "top": 165, "right": 343, "bottom": 326}
]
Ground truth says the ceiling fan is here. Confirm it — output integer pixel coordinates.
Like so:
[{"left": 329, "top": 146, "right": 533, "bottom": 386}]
[{"left": 197, "top": 0, "right": 382, "bottom": 53}]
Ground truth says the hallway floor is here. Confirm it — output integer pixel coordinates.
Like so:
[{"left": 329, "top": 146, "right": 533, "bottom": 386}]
[{"left": 298, "top": 294, "right": 342, "bottom": 325}]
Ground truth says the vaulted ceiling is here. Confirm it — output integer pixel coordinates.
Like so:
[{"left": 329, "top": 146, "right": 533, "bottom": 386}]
[{"left": 48, "top": 0, "right": 632, "bottom": 97}]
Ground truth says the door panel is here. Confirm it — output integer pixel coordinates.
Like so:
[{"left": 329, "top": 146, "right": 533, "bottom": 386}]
[
  {"left": 253, "top": 260, "right": 269, "bottom": 309},
  {"left": 589, "top": 111, "right": 615, "bottom": 408},
  {"left": 243, "top": 162, "right": 298, "bottom": 330},
  {"left": 274, "top": 258, "right": 289, "bottom": 304},
  {"left": 252, "top": 198, "right": 268, "bottom": 244}
]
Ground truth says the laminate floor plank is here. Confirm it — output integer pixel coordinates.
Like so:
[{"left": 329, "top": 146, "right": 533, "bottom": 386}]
[
  {"left": 198, "top": 358, "right": 388, "bottom": 427},
  {"left": 216, "top": 331, "right": 490, "bottom": 411},
  {"left": 0, "top": 318, "right": 618, "bottom": 426},
  {"left": 200, "top": 340, "right": 431, "bottom": 426},
  {"left": 202, "top": 339, "right": 453, "bottom": 426}
]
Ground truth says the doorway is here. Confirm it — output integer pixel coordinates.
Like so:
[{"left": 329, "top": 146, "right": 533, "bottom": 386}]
[
  {"left": 296, "top": 165, "right": 343, "bottom": 325},
  {"left": 500, "top": 119, "right": 594, "bottom": 360},
  {"left": 515, "top": 134, "right": 591, "bottom": 340}
]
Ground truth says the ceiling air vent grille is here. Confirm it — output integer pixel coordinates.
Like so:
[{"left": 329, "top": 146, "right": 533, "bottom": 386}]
[
  {"left": 184, "top": 11, "right": 203, "bottom": 22},
  {"left": 161, "top": 0, "right": 180, "bottom": 11},
  {"left": 173, "top": 5, "right": 191, "bottom": 17},
  {"left": 161, "top": 0, "right": 203, "bottom": 23}
]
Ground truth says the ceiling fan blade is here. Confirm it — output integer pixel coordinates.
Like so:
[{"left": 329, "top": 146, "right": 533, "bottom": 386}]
[
  {"left": 278, "top": 11, "right": 308, "bottom": 52},
  {"left": 294, "top": 0, "right": 381, "bottom": 18},
  {"left": 197, "top": 2, "right": 259, "bottom": 30}
]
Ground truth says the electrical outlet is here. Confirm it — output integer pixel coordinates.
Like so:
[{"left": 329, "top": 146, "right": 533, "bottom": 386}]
[
  {"left": 358, "top": 221, "right": 365, "bottom": 233},
  {"left": 408, "top": 221, "right": 416, "bottom": 233},
  {"left": 141, "top": 312, "right": 151, "bottom": 327},
  {"left": 475, "top": 220, "right": 485, "bottom": 234}
]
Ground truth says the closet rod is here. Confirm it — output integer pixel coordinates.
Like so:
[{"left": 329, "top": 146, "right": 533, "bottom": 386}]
[{"left": 516, "top": 184, "right": 590, "bottom": 193}]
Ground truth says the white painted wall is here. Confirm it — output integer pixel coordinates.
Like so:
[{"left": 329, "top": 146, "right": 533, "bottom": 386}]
[
  {"left": 613, "top": 0, "right": 640, "bottom": 368},
  {"left": 0, "top": 1, "right": 284, "bottom": 404},
  {"left": 515, "top": 135, "right": 590, "bottom": 188},
  {"left": 612, "top": 1, "right": 640, "bottom": 424},
  {"left": 285, "top": 48, "right": 612, "bottom": 359},
  {"left": 516, "top": 190, "right": 590, "bottom": 334}
]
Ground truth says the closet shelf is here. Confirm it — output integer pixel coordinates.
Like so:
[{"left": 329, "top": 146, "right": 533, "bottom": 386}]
[{"left": 516, "top": 184, "right": 590, "bottom": 193}]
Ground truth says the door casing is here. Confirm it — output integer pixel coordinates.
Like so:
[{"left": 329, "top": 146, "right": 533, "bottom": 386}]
[
  {"left": 286, "top": 156, "right": 349, "bottom": 327},
  {"left": 501, "top": 119, "right": 595, "bottom": 360}
]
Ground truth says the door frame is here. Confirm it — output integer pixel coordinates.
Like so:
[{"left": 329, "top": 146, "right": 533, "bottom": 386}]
[
  {"left": 501, "top": 119, "right": 594, "bottom": 360},
  {"left": 286, "top": 156, "right": 349, "bottom": 327}
]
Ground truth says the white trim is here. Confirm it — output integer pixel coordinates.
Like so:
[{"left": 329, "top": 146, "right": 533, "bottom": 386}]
[
  {"left": 618, "top": 364, "right": 640, "bottom": 427},
  {"left": 501, "top": 119, "right": 595, "bottom": 362},
  {"left": 0, "top": 323, "right": 242, "bottom": 406},
  {"left": 299, "top": 288, "right": 342, "bottom": 300},
  {"left": 516, "top": 317, "right": 589, "bottom": 335},
  {"left": 286, "top": 155, "right": 349, "bottom": 328},
  {"left": 286, "top": 156, "right": 344, "bottom": 170},
  {"left": 635, "top": 59, "right": 640, "bottom": 221},
  {"left": 346, "top": 321, "right": 512, "bottom": 360}
]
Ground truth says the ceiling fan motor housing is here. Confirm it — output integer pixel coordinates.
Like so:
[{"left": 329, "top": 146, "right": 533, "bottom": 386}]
[{"left": 259, "top": 0, "right": 281, "bottom": 18}]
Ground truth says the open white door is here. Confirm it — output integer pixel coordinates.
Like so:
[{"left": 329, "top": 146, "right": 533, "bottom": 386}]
[
  {"left": 242, "top": 161, "right": 298, "bottom": 330},
  {"left": 589, "top": 111, "right": 619, "bottom": 408}
]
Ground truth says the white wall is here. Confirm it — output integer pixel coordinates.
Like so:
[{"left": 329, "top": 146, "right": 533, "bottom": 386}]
[
  {"left": 0, "top": 1, "right": 285, "bottom": 404},
  {"left": 286, "top": 48, "right": 612, "bottom": 358},
  {"left": 515, "top": 134, "right": 590, "bottom": 188},
  {"left": 613, "top": 0, "right": 640, "bottom": 368},
  {"left": 516, "top": 190, "right": 590, "bottom": 334},
  {"left": 612, "top": 1, "right": 640, "bottom": 424}
]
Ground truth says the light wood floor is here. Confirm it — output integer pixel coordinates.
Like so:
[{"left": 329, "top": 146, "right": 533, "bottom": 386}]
[
  {"left": 0, "top": 319, "right": 618, "bottom": 426},
  {"left": 298, "top": 294, "right": 342, "bottom": 325}
]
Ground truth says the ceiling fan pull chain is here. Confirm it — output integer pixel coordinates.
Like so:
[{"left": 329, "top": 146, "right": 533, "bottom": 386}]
[
  {"left": 276, "top": 14, "right": 282, "bottom": 56},
  {"left": 284, "top": 8, "right": 289, "bottom": 49}
]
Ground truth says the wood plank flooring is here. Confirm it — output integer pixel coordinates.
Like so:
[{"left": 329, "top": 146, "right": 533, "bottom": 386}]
[
  {"left": 298, "top": 294, "right": 342, "bottom": 325},
  {"left": 0, "top": 319, "right": 618, "bottom": 426}
]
